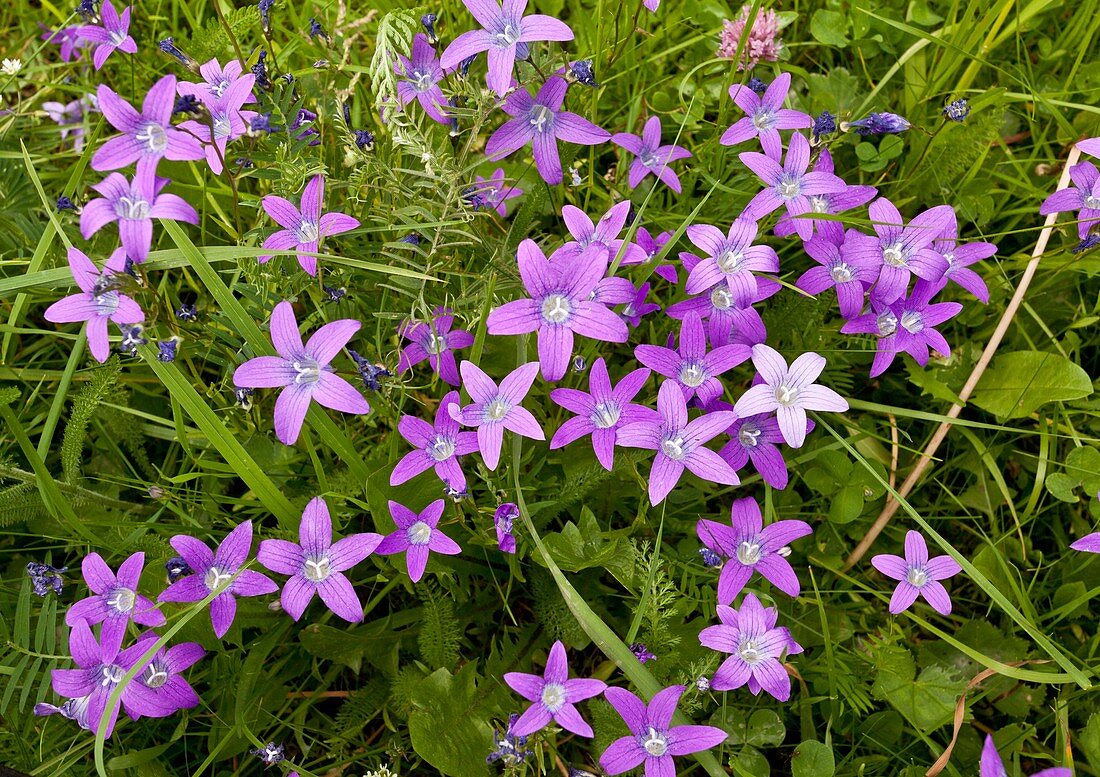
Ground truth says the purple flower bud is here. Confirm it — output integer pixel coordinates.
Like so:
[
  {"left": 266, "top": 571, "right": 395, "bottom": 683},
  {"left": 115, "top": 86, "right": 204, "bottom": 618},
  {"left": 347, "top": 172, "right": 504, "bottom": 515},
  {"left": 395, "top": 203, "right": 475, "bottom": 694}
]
[
  {"left": 746, "top": 76, "right": 767, "bottom": 95},
  {"left": 812, "top": 110, "right": 836, "bottom": 139},
  {"left": 848, "top": 111, "right": 911, "bottom": 135},
  {"left": 942, "top": 98, "right": 969, "bottom": 122}
]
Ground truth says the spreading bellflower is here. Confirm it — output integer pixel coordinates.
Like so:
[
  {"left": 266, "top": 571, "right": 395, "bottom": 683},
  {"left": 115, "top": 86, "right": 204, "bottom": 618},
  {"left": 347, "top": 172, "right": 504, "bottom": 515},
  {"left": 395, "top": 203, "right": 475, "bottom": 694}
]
[
  {"left": 634, "top": 311, "right": 750, "bottom": 405},
  {"left": 871, "top": 530, "right": 962, "bottom": 615},
  {"left": 557, "top": 200, "right": 646, "bottom": 266},
  {"left": 40, "top": 25, "right": 89, "bottom": 63},
  {"left": 504, "top": 640, "right": 607, "bottom": 737},
  {"left": 683, "top": 217, "right": 779, "bottom": 303},
  {"left": 26, "top": 562, "right": 67, "bottom": 597},
  {"left": 848, "top": 112, "right": 910, "bottom": 135},
  {"left": 396, "top": 33, "right": 450, "bottom": 124},
  {"left": 449, "top": 361, "right": 543, "bottom": 470},
  {"left": 1038, "top": 160, "right": 1100, "bottom": 238},
  {"left": 391, "top": 390, "right": 480, "bottom": 491},
  {"left": 80, "top": 173, "right": 199, "bottom": 263},
  {"left": 397, "top": 308, "right": 475, "bottom": 386},
  {"left": 929, "top": 209, "right": 995, "bottom": 303},
  {"left": 720, "top": 72, "right": 811, "bottom": 159},
  {"left": 980, "top": 734, "right": 1070, "bottom": 777},
  {"left": 796, "top": 226, "right": 879, "bottom": 318},
  {"left": 495, "top": 503, "right": 519, "bottom": 553},
  {"left": 611, "top": 116, "right": 693, "bottom": 193},
  {"left": 259, "top": 175, "right": 360, "bottom": 276},
  {"left": 176, "top": 59, "right": 254, "bottom": 106},
  {"left": 42, "top": 98, "right": 88, "bottom": 151},
  {"left": 772, "top": 149, "right": 878, "bottom": 239},
  {"left": 77, "top": 0, "right": 136, "bottom": 70},
  {"left": 666, "top": 266, "right": 772, "bottom": 348},
  {"left": 619, "top": 282, "right": 661, "bottom": 327},
  {"left": 625, "top": 227, "right": 677, "bottom": 283},
  {"left": 65, "top": 552, "right": 165, "bottom": 656},
  {"left": 376, "top": 499, "right": 461, "bottom": 583},
  {"left": 121, "top": 634, "right": 204, "bottom": 720},
  {"left": 178, "top": 73, "right": 258, "bottom": 175},
  {"left": 1071, "top": 533, "right": 1100, "bottom": 553},
  {"left": 472, "top": 168, "right": 524, "bottom": 216},
  {"left": 718, "top": 412, "right": 808, "bottom": 489}
]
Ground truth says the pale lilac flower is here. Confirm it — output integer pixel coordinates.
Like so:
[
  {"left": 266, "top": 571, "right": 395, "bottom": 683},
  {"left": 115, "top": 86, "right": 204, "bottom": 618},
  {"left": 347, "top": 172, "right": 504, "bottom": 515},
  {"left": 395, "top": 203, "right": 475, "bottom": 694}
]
[
  {"left": 871, "top": 530, "right": 961, "bottom": 615},
  {"left": 258, "top": 175, "right": 359, "bottom": 276},
  {"left": 232, "top": 301, "right": 369, "bottom": 446},
  {"left": 697, "top": 497, "right": 812, "bottom": 603},
  {"left": 396, "top": 33, "right": 450, "bottom": 124},
  {"left": 929, "top": 210, "right": 995, "bottom": 303},
  {"left": 257, "top": 497, "right": 383, "bottom": 622},
  {"left": 549, "top": 358, "right": 656, "bottom": 470},
  {"left": 495, "top": 503, "right": 519, "bottom": 553},
  {"left": 842, "top": 198, "right": 953, "bottom": 304},
  {"left": 77, "top": 0, "right": 136, "bottom": 70},
  {"left": 65, "top": 552, "right": 164, "bottom": 656},
  {"left": 486, "top": 240, "right": 628, "bottom": 381},
  {"left": 612, "top": 116, "right": 692, "bottom": 193},
  {"left": 473, "top": 168, "right": 524, "bottom": 216},
  {"left": 505, "top": 640, "right": 607, "bottom": 737},
  {"left": 158, "top": 521, "right": 278, "bottom": 638},
  {"left": 176, "top": 59, "right": 254, "bottom": 106},
  {"left": 397, "top": 308, "right": 474, "bottom": 386},
  {"left": 80, "top": 173, "right": 198, "bottom": 263},
  {"left": 600, "top": 684, "right": 728, "bottom": 777},
  {"left": 617, "top": 379, "right": 739, "bottom": 505},
  {"left": 44, "top": 247, "right": 144, "bottom": 363},
  {"left": 178, "top": 72, "right": 257, "bottom": 175},
  {"left": 796, "top": 226, "right": 879, "bottom": 318},
  {"left": 718, "top": 412, "right": 809, "bottom": 489},
  {"left": 439, "top": 0, "right": 574, "bottom": 97},
  {"left": 740, "top": 133, "right": 848, "bottom": 239},
  {"left": 666, "top": 267, "right": 772, "bottom": 348},
  {"left": 1071, "top": 533, "right": 1100, "bottom": 553},
  {"left": 42, "top": 98, "right": 87, "bottom": 150},
  {"left": 375, "top": 499, "right": 461, "bottom": 583},
  {"left": 734, "top": 345, "right": 848, "bottom": 448},
  {"left": 720, "top": 72, "right": 810, "bottom": 158},
  {"left": 40, "top": 25, "right": 90, "bottom": 62},
  {"left": 623, "top": 226, "right": 677, "bottom": 283},
  {"left": 1039, "top": 160, "right": 1100, "bottom": 238},
  {"left": 557, "top": 200, "right": 647, "bottom": 266},
  {"left": 121, "top": 634, "right": 204, "bottom": 720},
  {"left": 485, "top": 76, "right": 610, "bottom": 185},
  {"left": 94, "top": 76, "right": 206, "bottom": 184},
  {"left": 619, "top": 282, "right": 661, "bottom": 327},
  {"left": 450, "top": 361, "right": 543, "bottom": 470},
  {"left": 644, "top": 0, "right": 659, "bottom": 10},
  {"left": 684, "top": 217, "right": 779, "bottom": 304},
  {"left": 634, "top": 311, "right": 750, "bottom": 405},
  {"left": 699, "top": 592, "right": 803, "bottom": 701},
  {"left": 772, "top": 149, "right": 878, "bottom": 239},
  {"left": 391, "top": 390, "right": 479, "bottom": 490},
  {"left": 980, "top": 733, "right": 1070, "bottom": 777},
  {"left": 1078, "top": 137, "right": 1100, "bottom": 158}
]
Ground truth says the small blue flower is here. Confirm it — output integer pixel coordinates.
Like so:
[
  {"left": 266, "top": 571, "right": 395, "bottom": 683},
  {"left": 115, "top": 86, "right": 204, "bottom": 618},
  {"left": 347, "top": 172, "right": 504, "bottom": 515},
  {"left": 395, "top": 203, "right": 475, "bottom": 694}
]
[
  {"left": 118, "top": 323, "right": 146, "bottom": 357},
  {"left": 567, "top": 59, "right": 598, "bottom": 87},
  {"left": 26, "top": 562, "right": 67, "bottom": 597},
  {"left": 252, "top": 50, "right": 271, "bottom": 89},
  {"left": 56, "top": 195, "right": 78, "bottom": 213},
  {"left": 157, "top": 37, "right": 198, "bottom": 71},
  {"left": 1073, "top": 234, "right": 1100, "bottom": 254},
  {"left": 848, "top": 112, "right": 911, "bottom": 135},
  {"left": 421, "top": 13, "right": 438, "bottom": 44},
  {"left": 696, "top": 676, "right": 711, "bottom": 692},
  {"left": 400, "top": 232, "right": 421, "bottom": 245},
  {"left": 234, "top": 386, "right": 254, "bottom": 411},
  {"left": 173, "top": 94, "right": 201, "bottom": 115},
  {"left": 308, "top": 18, "right": 329, "bottom": 41},
  {"left": 348, "top": 350, "right": 391, "bottom": 391},
  {"left": 630, "top": 642, "right": 656, "bottom": 663},
  {"left": 236, "top": 157, "right": 254, "bottom": 169},
  {"left": 486, "top": 714, "right": 533, "bottom": 765},
  {"left": 353, "top": 129, "right": 375, "bottom": 150},
  {"left": 250, "top": 742, "right": 284, "bottom": 765},
  {"left": 175, "top": 303, "right": 198, "bottom": 321},
  {"left": 165, "top": 555, "right": 192, "bottom": 583},
  {"left": 322, "top": 285, "right": 347, "bottom": 303},
  {"left": 258, "top": 0, "right": 275, "bottom": 34},
  {"left": 458, "top": 54, "right": 476, "bottom": 77},
  {"left": 747, "top": 76, "right": 768, "bottom": 95},
  {"left": 77, "top": 0, "right": 98, "bottom": 22},
  {"left": 699, "top": 546, "right": 723, "bottom": 567},
  {"left": 812, "top": 110, "right": 837, "bottom": 140},
  {"left": 444, "top": 484, "right": 470, "bottom": 502},
  {"left": 942, "top": 98, "right": 970, "bottom": 122},
  {"left": 157, "top": 339, "right": 179, "bottom": 363},
  {"left": 572, "top": 355, "right": 587, "bottom": 372},
  {"left": 250, "top": 112, "right": 277, "bottom": 133}
]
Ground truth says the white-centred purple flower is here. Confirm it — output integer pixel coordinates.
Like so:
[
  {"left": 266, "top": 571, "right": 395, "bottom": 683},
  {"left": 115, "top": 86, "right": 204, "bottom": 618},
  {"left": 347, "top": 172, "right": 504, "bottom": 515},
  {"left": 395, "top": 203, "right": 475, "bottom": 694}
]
[
  {"left": 450, "top": 361, "right": 544, "bottom": 470},
  {"left": 871, "top": 530, "right": 962, "bottom": 615},
  {"left": 504, "top": 640, "right": 607, "bottom": 737}
]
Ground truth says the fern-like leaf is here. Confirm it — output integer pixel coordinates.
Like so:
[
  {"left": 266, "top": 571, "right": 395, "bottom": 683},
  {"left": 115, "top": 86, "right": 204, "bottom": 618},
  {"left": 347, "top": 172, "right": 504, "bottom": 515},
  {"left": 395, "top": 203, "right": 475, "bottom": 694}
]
[{"left": 60, "top": 358, "right": 120, "bottom": 483}]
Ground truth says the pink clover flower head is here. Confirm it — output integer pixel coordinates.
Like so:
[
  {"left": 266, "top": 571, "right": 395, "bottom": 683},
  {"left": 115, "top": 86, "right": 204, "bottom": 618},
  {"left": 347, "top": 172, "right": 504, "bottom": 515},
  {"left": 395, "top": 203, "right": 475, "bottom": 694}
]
[
  {"left": 94, "top": 76, "right": 206, "bottom": 184},
  {"left": 617, "top": 379, "right": 740, "bottom": 505},
  {"left": 391, "top": 390, "right": 480, "bottom": 491},
  {"left": 65, "top": 552, "right": 165, "bottom": 657},
  {"left": 599, "top": 684, "right": 728, "bottom": 776},
  {"left": 684, "top": 217, "right": 780, "bottom": 304},
  {"left": 1039, "top": 159, "right": 1100, "bottom": 238},
  {"left": 699, "top": 592, "right": 803, "bottom": 701},
  {"left": 439, "top": 0, "right": 574, "bottom": 96},
  {"left": 449, "top": 361, "right": 544, "bottom": 470},
  {"left": 504, "top": 640, "right": 607, "bottom": 737},
  {"left": 120, "top": 633, "right": 204, "bottom": 720},
  {"left": 612, "top": 115, "right": 693, "bottom": 193},
  {"left": 80, "top": 173, "right": 199, "bottom": 263},
  {"left": 157, "top": 521, "right": 278, "bottom": 639},
  {"left": 550, "top": 357, "right": 658, "bottom": 471},
  {"left": 773, "top": 149, "right": 878, "bottom": 239},
  {"left": 397, "top": 308, "right": 475, "bottom": 386},
  {"left": 634, "top": 311, "right": 751, "bottom": 405},
  {"left": 487, "top": 240, "right": 629, "bottom": 381},
  {"left": 740, "top": 132, "right": 849, "bottom": 239},
  {"left": 257, "top": 496, "right": 383, "bottom": 622},
  {"left": 44, "top": 247, "right": 144, "bottom": 363},
  {"left": 76, "top": 0, "right": 136, "bottom": 70},
  {"left": 232, "top": 301, "right": 370, "bottom": 446},
  {"left": 697, "top": 497, "right": 813, "bottom": 603},
  {"left": 871, "top": 530, "right": 962, "bottom": 615},
  {"left": 259, "top": 175, "right": 360, "bottom": 276},
  {"left": 734, "top": 344, "right": 848, "bottom": 448},
  {"left": 485, "top": 76, "right": 610, "bottom": 185},
  {"left": 720, "top": 72, "right": 809, "bottom": 159},
  {"left": 980, "top": 733, "right": 1071, "bottom": 777},
  {"left": 473, "top": 168, "right": 524, "bottom": 216},
  {"left": 717, "top": 5, "right": 782, "bottom": 69},
  {"left": 375, "top": 499, "right": 461, "bottom": 583},
  {"left": 396, "top": 33, "right": 450, "bottom": 123},
  {"left": 178, "top": 72, "right": 257, "bottom": 175}
]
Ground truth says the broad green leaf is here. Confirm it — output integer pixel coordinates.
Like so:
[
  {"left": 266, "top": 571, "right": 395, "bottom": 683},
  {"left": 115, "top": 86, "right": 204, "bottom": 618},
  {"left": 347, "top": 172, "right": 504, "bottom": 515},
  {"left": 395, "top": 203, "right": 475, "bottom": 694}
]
[
  {"left": 715, "top": 708, "right": 786, "bottom": 747},
  {"left": 871, "top": 644, "right": 963, "bottom": 732},
  {"left": 408, "top": 666, "right": 493, "bottom": 777},
  {"left": 538, "top": 507, "right": 624, "bottom": 572},
  {"left": 810, "top": 9, "right": 849, "bottom": 46},
  {"left": 971, "top": 351, "right": 1092, "bottom": 419},
  {"left": 791, "top": 740, "right": 835, "bottom": 777}
]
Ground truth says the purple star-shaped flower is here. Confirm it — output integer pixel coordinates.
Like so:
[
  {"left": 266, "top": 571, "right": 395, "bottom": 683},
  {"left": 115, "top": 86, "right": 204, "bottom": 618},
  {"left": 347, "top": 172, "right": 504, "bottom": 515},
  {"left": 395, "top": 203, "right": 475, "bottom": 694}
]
[
  {"left": 158, "top": 521, "right": 278, "bottom": 638},
  {"left": 93, "top": 76, "right": 205, "bottom": 184},
  {"left": 617, "top": 379, "right": 739, "bottom": 505},
  {"left": 65, "top": 552, "right": 164, "bottom": 657},
  {"left": 929, "top": 209, "right": 995, "bottom": 303},
  {"left": 697, "top": 497, "right": 812, "bottom": 603},
  {"left": 740, "top": 133, "right": 848, "bottom": 241},
  {"left": 980, "top": 733, "right": 1071, "bottom": 777},
  {"left": 842, "top": 197, "right": 953, "bottom": 304},
  {"left": 396, "top": 33, "right": 450, "bottom": 124},
  {"left": 44, "top": 247, "right": 144, "bottom": 363},
  {"left": 257, "top": 496, "right": 383, "bottom": 622},
  {"left": 473, "top": 168, "right": 524, "bottom": 217},
  {"left": 684, "top": 217, "right": 779, "bottom": 304},
  {"left": 1078, "top": 137, "right": 1100, "bottom": 158},
  {"left": 871, "top": 530, "right": 962, "bottom": 615},
  {"left": 840, "top": 280, "right": 963, "bottom": 377},
  {"left": 391, "top": 390, "right": 480, "bottom": 490},
  {"left": 450, "top": 361, "right": 543, "bottom": 470},
  {"left": 76, "top": 0, "right": 136, "bottom": 71},
  {"left": 42, "top": 97, "right": 88, "bottom": 151},
  {"left": 600, "top": 684, "right": 728, "bottom": 777},
  {"left": 1071, "top": 533, "right": 1100, "bottom": 553},
  {"left": 717, "top": 411, "right": 809, "bottom": 489},
  {"left": 612, "top": 115, "right": 693, "bottom": 193},
  {"left": 40, "top": 25, "right": 90, "bottom": 63},
  {"left": 666, "top": 264, "right": 772, "bottom": 348},
  {"left": 178, "top": 72, "right": 257, "bottom": 175},
  {"left": 495, "top": 503, "right": 519, "bottom": 553},
  {"left": 439, "top": 0, "right": 574, "bottom": 97},
  {"left": 634, "top": 311, "right": 750, "bottom": 405},
  {"left": 232, "top": 301, "right": 370, "bottom": 446},
  {"left": 618, "top": 282, "right": 661, "bottom": 328},
  {"left": 557, "top": 201, "right": 647, "bottom": 266},
  {"left": 485, "top": 76, "right": 610, "bottom": 185},
  {"left": 699, "top": 592, "right": 804, "bottom": 701},
  {"left": 795, "top": 225, "right": 879, "bottom": 318},
  {"left": 719, "top": 72, "right": 812, "bottom": 159},
  {"left": 376, "top": 498, "right": 462, "bottom": 583},
  {"left": 734, "top": 345, "right": 848, "bottom": 448},
  {"left": 80, "top": 173, "right": 199, "bottom": 263},
  {"left": 623, "top": 226, "right": 677, "bottom": 283},
  {"left": 487, "top": 240, "right": 629, "bottom": 381},
  {"left": 176, "top": 58, "right": 254, "bottom": 107},
  {"left": 772, "top": 148, "right": 878, "bottom": 239},
  {"left": 1039, "top": 160, "right": 1100, "bottom": 238},
  {"left": 549, "top": 358, "right": 657, "bottom": 470},
  {"left": 505, "top": 640, "right": 607, "bottom": 737},
  {"left": 121, "top": 633, "right": 204, "bottom": 720},
  {"left": 259, "top": 175, "right": 359, "bottom": 276},
  {"left": 397, "top": 308, "right": 475, "bottom": 386}
]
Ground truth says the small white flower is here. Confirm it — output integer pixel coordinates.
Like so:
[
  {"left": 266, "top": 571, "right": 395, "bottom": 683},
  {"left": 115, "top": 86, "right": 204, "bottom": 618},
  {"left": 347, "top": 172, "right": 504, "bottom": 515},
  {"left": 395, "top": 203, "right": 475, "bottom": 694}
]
[{"left": 2, "top": 58, "right": 22, "bottom": 76}]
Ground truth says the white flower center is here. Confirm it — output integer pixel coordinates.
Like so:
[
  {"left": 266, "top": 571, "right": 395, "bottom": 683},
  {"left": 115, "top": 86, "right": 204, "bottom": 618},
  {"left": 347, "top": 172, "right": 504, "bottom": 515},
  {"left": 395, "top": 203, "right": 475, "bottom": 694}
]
[
  {"left": 810, "top": 195, "right": 830, "bottom": 213},
  {"left": 679, "top": 361, "right": 707, "bottom": 387},
  {"left": 412, "top": 69, "right": 434, "bottom": 92},
  {"left": 540, "top": 682, "right": 566, "bottom": 712},
  {"left": 493, "top": 21, "right": 521, "bottom": 47},
  {"left": 540, "top": 293, "right": 572, "bottom": 324},
  {"left": 907, "top": 566, "right": 928, "bottom": 587},
  {"left": 204, "top": 566, "right": 233, "bottom": 593},
  {"left": 529, "top": 105, "right": 554, "bottom": 134},
  {"left": 830, "top": 263, "right": 853, "bottom": 283},
  {"left": 736, "top": 540, "right": 762, "bottom": 565},
  {"left": 591, "top": 401, "right": 621, "bottom": 429},
  {"left": 407, "top": 520, "right": 432, "bottom": 546},
  {"left": 292, "top": 359, "right": 322, "bottom": 385},
  {"left": 106, "top": 586, "right": 135, "bottom": 613},
  {"left": 1085, "top": 194, "right": 1100, "bottom": 209},
  {"left": 777, "top": 175, "right": 801, "bottom": 199},
  {"left": 302, "top": 554, "right": 331, "bottom": 582},
  {"left": 751, "top": 109, "right": 774, "bottom": 132},
  {"left": 429, "top": 435, "right": 456, "bottom": 461},
  {"left": 109, "top": 30, "right": 126, "bottom": 46},
  {"left": 716, "top": 249, "right": 743, "bottom": 274},
  {"left": 212, "top": 114, "right": 232, "bottom": 140},
  {"left": 296, "top": 220, "right": 319, "bottom": 244},
  {"left": 900, "top": 310, "right": 924, "bottom": 334},
  {"left": 115, "top": 195, "right": 150, "bottom": 221},
  {"left": 882, "top": 243, "right": 907, "bottom": 267},
  {"left": 485, "top": 397, "right": 510, "bottom": 421},
  {"left": 775, "top": 384, "right": 799, "bottom": 406},
  {"left": 877, "top": 310, "right": 898, "bottom": 337},
  {"left": 738, "top": 425, "right": 761, "bottom": 447},
  {"left": 143, "top": 663, "right": 169, "bottom": 688},
  {"left": 137, "top": 122, "right": 168, "bottom": 154},
  {"left": 738, "top": 638, "right": 764, "bottom": 665},
  {"left": 640, "top": 149, "right": 659, "bottom": 168},
  {"left": 93, "top": 292, "right": 120, "bottom": 317},
  {"left": 710, "top": 287, "right": 734, "bottom": 310},
  {"left": 211, "top": 78, "right": 230, "bottom": 99},
  {"left": 100, "top": 663, "right": 125, "bottom": 686},
  {"left": 942, "top": 251, "right": 956, "bottom": 267},
  {"left": 641, "top": 727, "right": 668, "bottom": 757},
  {"left": 425, "top": 332, "right": 447, "bottom": 354},
  {"left": 660, "top": 434, "right": 686, "bottom": 460}
]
